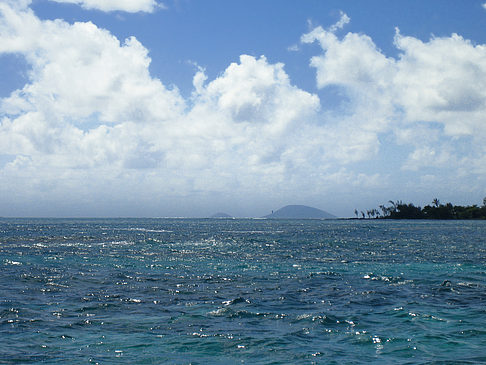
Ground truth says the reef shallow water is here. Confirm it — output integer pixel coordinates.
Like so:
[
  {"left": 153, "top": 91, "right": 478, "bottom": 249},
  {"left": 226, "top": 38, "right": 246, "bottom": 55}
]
[{"left": 1, "top": 218, "right": 485, "bottom": 363}]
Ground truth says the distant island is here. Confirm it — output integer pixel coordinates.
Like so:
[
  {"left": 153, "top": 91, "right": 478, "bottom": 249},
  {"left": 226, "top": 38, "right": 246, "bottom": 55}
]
[
  {"left": 263, "top": 205, "right": 336, "bottom": 219},
  {"left": 210, "top": 212, "right": 233, "bottom": 218},
  {"left": 357, "top": 198, "right": 486, "bottom": 220}
]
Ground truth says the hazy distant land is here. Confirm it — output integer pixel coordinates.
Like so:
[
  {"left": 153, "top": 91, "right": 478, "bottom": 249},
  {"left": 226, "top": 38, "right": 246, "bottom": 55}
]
[
  {"left": 209, "top": 205, "right": 336, "bottom": 219},
  {"left": 263, "top": 205, "right": 336, "bottom": 219}
]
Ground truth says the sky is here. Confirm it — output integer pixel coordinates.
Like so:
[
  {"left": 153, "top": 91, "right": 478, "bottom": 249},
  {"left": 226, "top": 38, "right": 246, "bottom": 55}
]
[{"left": 1, "top": 0, "right": 486, "bottom": 218}]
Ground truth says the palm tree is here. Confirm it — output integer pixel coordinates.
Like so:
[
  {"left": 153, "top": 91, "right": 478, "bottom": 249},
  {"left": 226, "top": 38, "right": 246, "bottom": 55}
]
[
  {"left": 379, "top": 205, "right": 388, "bottom": 217},
  {"left": 432, "top": 198, "right": 440, "bottom": 207}
]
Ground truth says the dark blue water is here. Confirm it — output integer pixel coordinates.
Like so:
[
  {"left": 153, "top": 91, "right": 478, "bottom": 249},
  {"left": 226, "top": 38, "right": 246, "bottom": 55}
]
[{"left": 1, "top": 218, "right": 486, "bottom": 364}]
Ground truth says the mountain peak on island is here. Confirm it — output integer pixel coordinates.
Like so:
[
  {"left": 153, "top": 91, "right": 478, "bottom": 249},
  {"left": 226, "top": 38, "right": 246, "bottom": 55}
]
[{"left": 263, "top": 205, "right": 336, "bottom": 219}]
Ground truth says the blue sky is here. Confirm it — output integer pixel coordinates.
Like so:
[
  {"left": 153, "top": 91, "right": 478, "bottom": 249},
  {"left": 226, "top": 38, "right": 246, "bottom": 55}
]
[{"left": 1, "top": 0, "right": 486, "bottom": 217}]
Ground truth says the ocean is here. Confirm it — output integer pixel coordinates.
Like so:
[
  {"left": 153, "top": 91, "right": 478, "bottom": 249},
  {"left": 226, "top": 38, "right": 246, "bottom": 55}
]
[{"left": 1, "top": 218, "right": 485, "bottom": 364}]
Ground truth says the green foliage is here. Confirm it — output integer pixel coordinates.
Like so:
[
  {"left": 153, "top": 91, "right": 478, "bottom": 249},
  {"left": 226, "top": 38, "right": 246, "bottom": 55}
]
[
  {"left": 367, "top": 198, "right": 486, "bottom": 220},
  {"left": 389, "top": 202, "right": 424, "bottom": 219}
]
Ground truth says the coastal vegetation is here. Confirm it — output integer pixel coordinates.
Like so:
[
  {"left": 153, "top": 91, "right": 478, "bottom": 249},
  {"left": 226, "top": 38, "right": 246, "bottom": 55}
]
[{"left": 356, "top": 198, "right": 486, "bottom": 220}]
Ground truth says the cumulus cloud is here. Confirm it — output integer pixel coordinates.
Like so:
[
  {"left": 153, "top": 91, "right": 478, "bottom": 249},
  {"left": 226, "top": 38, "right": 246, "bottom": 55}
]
[
  {"left": 0, "top": 5, "right": 184, "bottom": 119},
  {"left": 0, "top": 4, "right": 485, "bottom": 216},
  {"left": 1, "top": 2, "right": 358, "bottom": 216},
  {"left": 393, "top": 31, "right": 486, "bottom": 136},
  {"left": 0, "top": 4, "right": 181, "bottom": 165},
  {"left": 303, "top": 22, "right": 486, "bottom": 138},
  {"left": 49, "top": 0, "right": 162, "bottom": 13},
  {"left": 301, "top": 18, "right": 486, "bottom": 175}
]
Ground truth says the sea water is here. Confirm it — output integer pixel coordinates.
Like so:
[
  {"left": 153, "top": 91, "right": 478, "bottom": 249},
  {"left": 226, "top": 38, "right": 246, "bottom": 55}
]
[{"left": 1, "top": 218, "right": 485, "bottom": 364}]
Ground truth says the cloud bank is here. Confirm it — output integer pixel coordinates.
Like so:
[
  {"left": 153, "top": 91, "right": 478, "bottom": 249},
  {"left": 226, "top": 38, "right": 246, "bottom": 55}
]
[{"left": 0, "top": 6, "right": 485, "bottom": 216}]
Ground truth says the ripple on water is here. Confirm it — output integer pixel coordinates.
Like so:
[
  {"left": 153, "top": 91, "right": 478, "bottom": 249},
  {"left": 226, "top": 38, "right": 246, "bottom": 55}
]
[{"left": 1, "top": 218, "right": 486, "bottom": 363}]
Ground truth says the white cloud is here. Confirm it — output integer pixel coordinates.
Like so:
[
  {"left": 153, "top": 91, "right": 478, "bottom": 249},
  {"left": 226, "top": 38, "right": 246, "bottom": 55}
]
[
  {"left": 304, "top": 25, "right": 486, "bottom": 137},
  {"left": 301, "top": 26, "right": 397, "bottom": 135},
  {"left": 329, "top": 11, "right": 350, "bottom": 33},
  {"left": 1, "top": 4, "right": 485, "bottom": 216},
  {"left": 49, "top": 0, "right": 162, "bottom": 13},
  {"left": 301, "top": 21, "right": 486, "bottom": 176},
  {"left": 393, "top": 30, "right": 486, "bottom": 136},
  {"left": 0, "top": 2, "right": 182, "bottom": 175},
  {"left": 402, "top": 146, "right": 454, "bottom": 171},
  {"left": 1, "top": 3, "right": 350, "bottom": 216},
  {"left": 0, "top": 4, "right": 184, "bottom": 125},
  {"left": 2, "top": 0, "right": 31, "bottom": 10}
]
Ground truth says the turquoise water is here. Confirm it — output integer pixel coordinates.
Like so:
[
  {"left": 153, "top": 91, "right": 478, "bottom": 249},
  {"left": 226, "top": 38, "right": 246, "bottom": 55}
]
[{"left": 1, "top": 218, "right": 485, "bottom": 364}]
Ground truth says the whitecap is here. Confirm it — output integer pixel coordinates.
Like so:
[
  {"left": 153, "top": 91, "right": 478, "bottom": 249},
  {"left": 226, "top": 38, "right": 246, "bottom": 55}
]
[{"left": 5, "top": 259, "right": 21, "bottom": 265}]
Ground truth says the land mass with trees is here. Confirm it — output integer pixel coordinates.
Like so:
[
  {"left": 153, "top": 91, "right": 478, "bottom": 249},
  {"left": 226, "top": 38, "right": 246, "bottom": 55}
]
[{"left": 356, "top": 198, "right": 486, "bottom": 220}]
